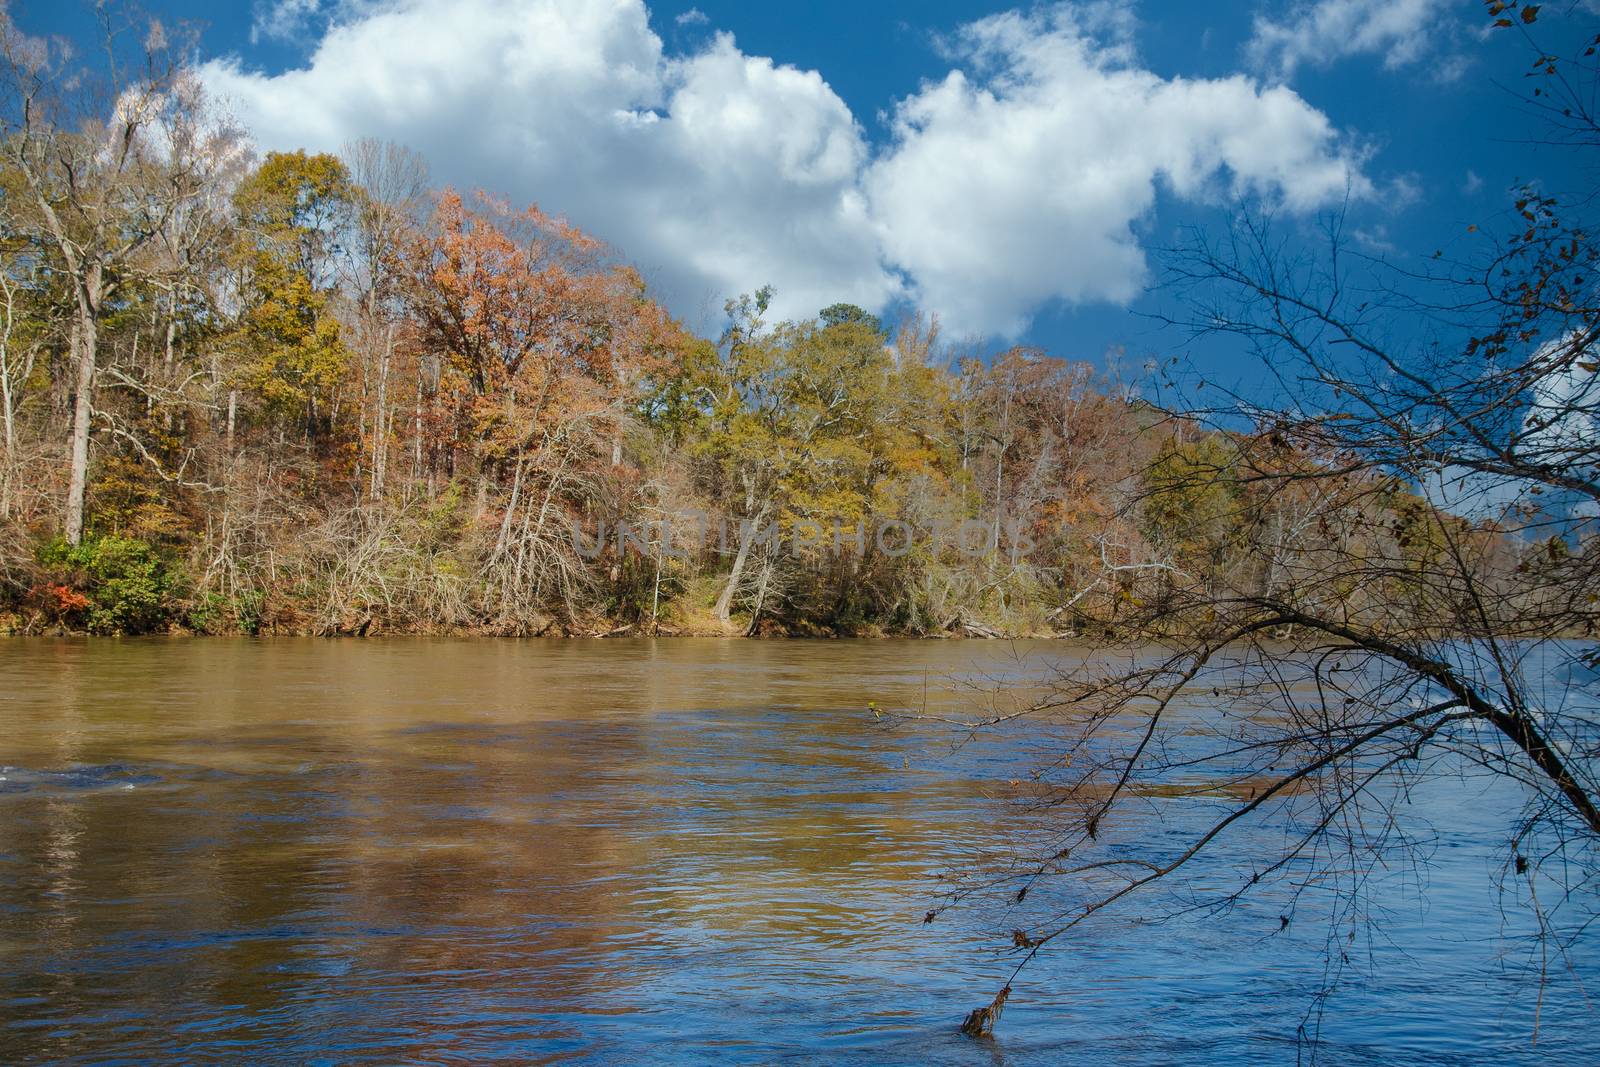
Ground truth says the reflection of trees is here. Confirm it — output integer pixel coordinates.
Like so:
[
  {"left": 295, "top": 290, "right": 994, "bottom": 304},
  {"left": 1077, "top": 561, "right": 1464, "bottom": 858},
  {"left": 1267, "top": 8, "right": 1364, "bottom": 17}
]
[
  {"left": 0, "top": 638, "right": 1039, "bottom": 1059},
  {"left": 0, "top": 640, "right": 657, "bottom": 1058}
]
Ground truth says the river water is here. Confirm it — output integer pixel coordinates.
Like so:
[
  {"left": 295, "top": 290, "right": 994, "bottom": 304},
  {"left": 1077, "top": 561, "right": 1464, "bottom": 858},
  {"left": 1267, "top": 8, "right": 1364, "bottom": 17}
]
[{"left": 0, "top": 638, "right": 1594, "bottom": 1064}]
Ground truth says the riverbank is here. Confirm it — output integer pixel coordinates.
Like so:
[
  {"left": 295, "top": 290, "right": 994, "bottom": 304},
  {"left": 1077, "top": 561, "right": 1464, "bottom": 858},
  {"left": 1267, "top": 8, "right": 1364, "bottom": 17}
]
[
  {"left": 0, "top": 610, "right": 1070, "bottom": 640},
  {"left": 0, "top": 529, "right": 1084, "bottom": 639}
]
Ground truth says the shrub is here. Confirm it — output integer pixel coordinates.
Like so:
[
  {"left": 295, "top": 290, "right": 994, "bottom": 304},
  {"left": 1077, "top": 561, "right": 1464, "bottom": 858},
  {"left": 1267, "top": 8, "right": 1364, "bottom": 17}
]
[
  {"left": 39, "top": 536, "right": 177, "bottom": 635},
  {"left": 187, "top": 588, "right": 265, "bottom": 635}
]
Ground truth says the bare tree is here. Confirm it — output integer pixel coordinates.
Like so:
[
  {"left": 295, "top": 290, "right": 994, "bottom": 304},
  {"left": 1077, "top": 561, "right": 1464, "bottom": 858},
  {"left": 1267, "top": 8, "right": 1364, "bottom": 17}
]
[
  {"left": 343, "top": 137, "right": 429, "bottom": 503},
  {"left": 0, "top": 5, "right": 215, "bottom": 543},
  {"left": 946, "top": 4, "right": 1600, "bottom": 1041},
  {"left": 0, "top": 216, "right": 43, "bottom": 474}
]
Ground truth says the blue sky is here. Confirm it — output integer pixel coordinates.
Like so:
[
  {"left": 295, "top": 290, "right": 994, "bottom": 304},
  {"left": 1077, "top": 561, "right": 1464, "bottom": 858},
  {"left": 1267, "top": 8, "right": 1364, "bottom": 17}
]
[{"left": 11, "top": 0, "right": 1594, "bottom": 373}]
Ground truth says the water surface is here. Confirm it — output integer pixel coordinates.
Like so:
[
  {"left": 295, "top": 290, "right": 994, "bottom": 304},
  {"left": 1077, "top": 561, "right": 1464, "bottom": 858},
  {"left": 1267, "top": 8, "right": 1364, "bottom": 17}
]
[{"left": 0, "top": 638, "right": 1593, "bottom": 1063}]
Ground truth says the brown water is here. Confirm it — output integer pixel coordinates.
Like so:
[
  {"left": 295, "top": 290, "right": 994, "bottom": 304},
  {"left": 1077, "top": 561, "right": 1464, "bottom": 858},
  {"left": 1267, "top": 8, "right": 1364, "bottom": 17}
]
[{"left": 0, "top": 638, "right": 1594, "bottom": 1064}]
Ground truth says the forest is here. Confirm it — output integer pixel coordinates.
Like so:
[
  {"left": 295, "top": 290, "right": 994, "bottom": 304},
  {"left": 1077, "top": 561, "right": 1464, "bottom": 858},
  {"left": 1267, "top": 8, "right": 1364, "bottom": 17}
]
[{"left": 0, "top": 15, "right": 1574, "bottom": 641}]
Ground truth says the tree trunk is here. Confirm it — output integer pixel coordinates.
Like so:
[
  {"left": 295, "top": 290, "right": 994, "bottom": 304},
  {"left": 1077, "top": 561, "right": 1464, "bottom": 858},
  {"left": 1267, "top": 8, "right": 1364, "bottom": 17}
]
[
  {"left": 714, "top": 532, "right": 750, "bottom": 621},
  {"left": 370, "top": 323, "right": 392, "bottom": 501},
  {"left": 1, "top": 278, "right": 16, "bottom": 463},
  {"left": 744, "top": 560, "right": 773, "bottom": 636},
  {"left": 715, "top": 503, "right": 770, "bottom": 622},
  {"left": 413, "top": 376, "right": 424, "bottom": 480},
  {"left": 64, "top": 296, "right": 98, "bottom": 546},
  {"left": 0, "top": 352, "right": 13, "bottom": 466},
  {"left": 650, "top": 538, "right": 663, "bottom": 632},
  {"left": 162, "top": 292, "right": 177, "bottom": 432},
  {"left": 0, "top": 311, "right": 12, "bottom": 521}
]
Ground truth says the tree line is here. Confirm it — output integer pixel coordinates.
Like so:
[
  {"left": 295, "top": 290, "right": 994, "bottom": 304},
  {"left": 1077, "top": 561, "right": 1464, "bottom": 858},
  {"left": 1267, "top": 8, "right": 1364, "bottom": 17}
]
[{"left": 0, "top": 8, "right": 1579, "bottom": 641}]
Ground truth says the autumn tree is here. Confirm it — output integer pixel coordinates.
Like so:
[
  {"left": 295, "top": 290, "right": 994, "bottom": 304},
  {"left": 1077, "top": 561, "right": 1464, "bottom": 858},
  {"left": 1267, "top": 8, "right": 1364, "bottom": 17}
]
[
  {"left": 228, "top": 150, "right": 356, "bottom": 448},
  {"left": 400, "top": 189, "right": 685, "bottom": 628},
  {"left": 659, "top": 295, "right": 957, "bottom": 631}
]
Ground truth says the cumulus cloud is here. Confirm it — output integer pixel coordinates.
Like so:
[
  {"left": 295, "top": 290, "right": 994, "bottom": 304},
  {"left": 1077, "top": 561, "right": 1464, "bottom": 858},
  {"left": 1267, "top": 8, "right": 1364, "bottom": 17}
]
[
  {"left": 207, "top": 0, "right": 896, "bottom": 324},
  {"left": 866, "top": 6, "right": 1366, "bottom": 335},
  {"left": 1524, "top": 337, "right": 1600, "bottom": 473},
  {"left": 1247, "top": 0, "right": 1449, "bottom": 81},
  {"left": 250, "top": 0, "right": 325, "bottom": 44},
  {"left": 1424, "top": 336, "right": 1599, "bottom": 522},
  {"left": 204, "top": 0, "right": 1367, "bottom": 337},
  {"left": 250, "top": 0, "right": 382, "bottom": 45}
]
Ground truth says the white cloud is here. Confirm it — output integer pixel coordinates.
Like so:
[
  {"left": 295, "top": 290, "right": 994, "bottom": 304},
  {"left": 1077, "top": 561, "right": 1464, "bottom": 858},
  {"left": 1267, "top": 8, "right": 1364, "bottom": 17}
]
[
  {"left": 675, "top": 8, "right": 708, "bottom": 27},
  {"left": 250, "top": 0, "right": 390, "bottom": 46},
  {"left": 865, "top": 6, "right": 1366, "bottom": 335},
  {"left": 1524, "top": 336, "right": 1600, "bottom": 472},
  {"left": 251, "top": 0, "right": 325, "bottom": 44},
  {"left": 1424, "top": 336, "right": 1599, "bottom": 522},
  {"left": 204, "top": 0, "right": 1367, "bottom": 337},
  {"left": 207, "top": 0, "right": 897, "bottom": 325},
  {"left": 1353, "top": 225, "right": 1397, "bottom": 254},
  {"left": 1421, "top": 465, "right": 1530, "bottom": 522},
  {"left": 1246, "top": 0, "right": 1449, "bottom": 81}
]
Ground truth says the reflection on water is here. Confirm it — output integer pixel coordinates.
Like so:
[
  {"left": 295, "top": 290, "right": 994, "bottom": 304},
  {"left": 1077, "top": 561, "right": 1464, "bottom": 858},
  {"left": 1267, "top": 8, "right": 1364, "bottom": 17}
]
[{"left": 0, "top": 638, "right": 1593, "bottom": 1063}]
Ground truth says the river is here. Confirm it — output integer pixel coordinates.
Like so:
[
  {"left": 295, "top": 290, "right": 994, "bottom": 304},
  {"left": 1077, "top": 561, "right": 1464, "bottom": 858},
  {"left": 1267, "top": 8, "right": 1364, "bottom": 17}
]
[{"left": 0, "top": 638, "right": 1594, "bottom": 1063}]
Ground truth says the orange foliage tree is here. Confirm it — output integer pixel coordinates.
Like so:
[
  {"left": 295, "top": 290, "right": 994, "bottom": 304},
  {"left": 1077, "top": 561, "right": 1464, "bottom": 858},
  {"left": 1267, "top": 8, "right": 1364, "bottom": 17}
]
[{"left": 397, "top": 190, "right": 688, "bottom": 627}]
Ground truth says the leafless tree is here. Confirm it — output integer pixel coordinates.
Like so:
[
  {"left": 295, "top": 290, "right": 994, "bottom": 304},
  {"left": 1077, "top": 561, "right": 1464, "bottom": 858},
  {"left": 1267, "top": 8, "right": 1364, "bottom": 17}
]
[
  {"left": 0, "top": 3, "right": 220, "bottom": 543},
  {"left": 946, "top": 4, "right": 1600, "bottom": 1042},
  {"left": 343, "top": 137, "right": 429, "bottom": 503}
]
